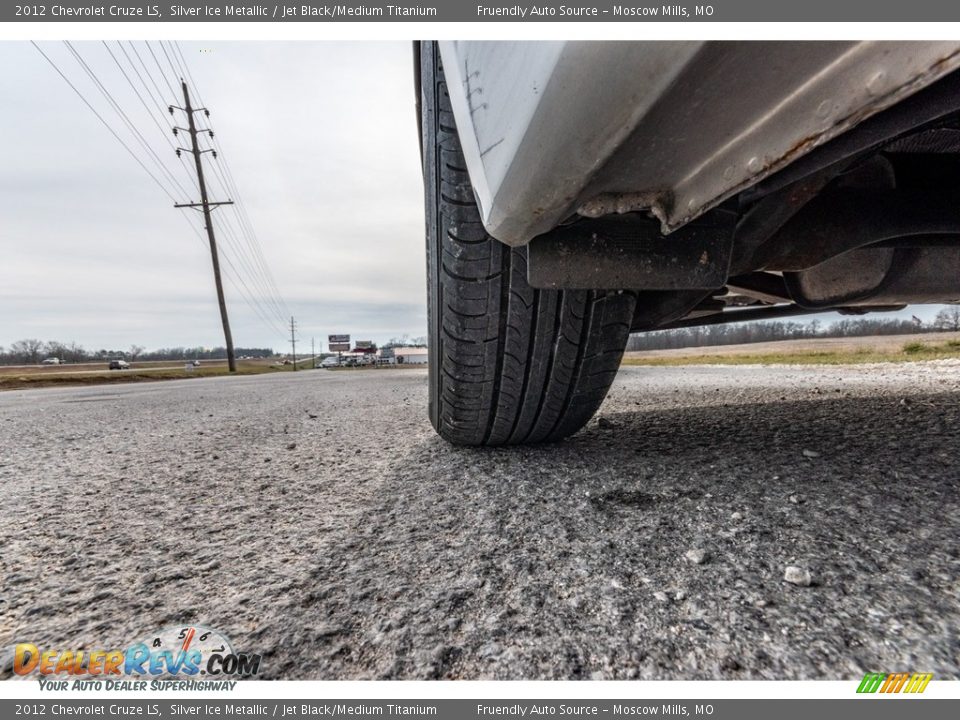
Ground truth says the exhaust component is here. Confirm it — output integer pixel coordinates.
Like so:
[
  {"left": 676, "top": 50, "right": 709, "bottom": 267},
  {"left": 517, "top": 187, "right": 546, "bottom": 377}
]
[
  {"left": 755, "top": 188, "right": 960, "bottom": 271},
  {"left": 785, "top": 247, "right": 960, "bottom": 308}
]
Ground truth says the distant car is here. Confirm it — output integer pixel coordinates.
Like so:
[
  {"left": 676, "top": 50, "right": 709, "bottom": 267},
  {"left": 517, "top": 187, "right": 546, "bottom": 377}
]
[
  {"left": 108, "top": 360, "right": 130, "bottom": 370},
  {"left": 318, "top": 356, "right": 341, "bottom": 368},
  {"left": 418, "top": 40, "right": 960, "bottom": 445},
  {"left": 191, "top": 360, "right": 201, "bottom": 367},
  {"left": 41, "top": 357, "right": 61, "bottom": 365}
]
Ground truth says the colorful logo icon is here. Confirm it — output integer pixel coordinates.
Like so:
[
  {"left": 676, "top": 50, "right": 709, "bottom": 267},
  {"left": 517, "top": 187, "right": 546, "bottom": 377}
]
[
  {"left": 13, "top": 625, "right": 260, "bottom": 678},
  {"left": 857, "top": 672, "right": 932, "bottom": 694}
]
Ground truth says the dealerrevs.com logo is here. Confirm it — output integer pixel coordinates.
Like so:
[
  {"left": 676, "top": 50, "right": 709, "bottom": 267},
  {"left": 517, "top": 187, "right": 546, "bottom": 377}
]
[
  {"left": 13, "top": 625, "right": 261, "bottom": 690},
  {"left": 856, "top": 672, "right": 933, "bottom": 694}
]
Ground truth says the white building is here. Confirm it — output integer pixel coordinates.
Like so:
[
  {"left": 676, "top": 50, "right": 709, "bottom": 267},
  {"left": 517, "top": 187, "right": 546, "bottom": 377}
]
[{"left": 392, "top": 347, "right": 428, "bottom": 365}]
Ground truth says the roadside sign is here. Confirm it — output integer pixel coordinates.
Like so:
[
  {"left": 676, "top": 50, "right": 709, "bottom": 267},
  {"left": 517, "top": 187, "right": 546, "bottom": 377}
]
[
  {"left": 329, "top": 334, "right": 350, "bottom": 344},
  {"left": 329, "top": 343, "right": 351, "bottom": 352},
  {"left": 355, "top": 340, "right": 374, "bottom": 350}
]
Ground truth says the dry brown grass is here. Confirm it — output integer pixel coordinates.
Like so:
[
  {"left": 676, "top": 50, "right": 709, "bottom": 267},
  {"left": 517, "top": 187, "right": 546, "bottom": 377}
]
[
  {"left": 0, "top": 359, "right": 305, "bottom": 391},
  {"left": 622, "top": 332, "right": 960, "bottom": 366}
]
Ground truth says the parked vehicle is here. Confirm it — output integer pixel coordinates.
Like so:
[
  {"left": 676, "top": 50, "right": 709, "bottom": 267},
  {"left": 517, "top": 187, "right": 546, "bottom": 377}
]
[
  {"left": 318, "top": 356, "right": 341, "bottom": 368},
  {"left": 41, "top": 357, "right": 61, "bottom": 365},
  {"left": 417, "top": 40, "right": 960, "bottom": 445},
  {"left": 108, "top": 359, "right": 130, "bottom": 370}
]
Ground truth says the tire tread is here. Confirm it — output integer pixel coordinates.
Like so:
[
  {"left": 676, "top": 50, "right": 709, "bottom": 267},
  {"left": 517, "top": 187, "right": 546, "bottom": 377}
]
[{"left": 423, "top": 43, "right": 635, "bottom": 446}]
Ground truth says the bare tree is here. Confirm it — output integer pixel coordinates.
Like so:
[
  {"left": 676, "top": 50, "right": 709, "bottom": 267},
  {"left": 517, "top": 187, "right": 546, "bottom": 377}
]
[
  {"left": 129, "top": 345, "right": 146, "bottom": 362},
  {"left": 625, "top": 316, "right": 932, "bottom": 352},
  {"left": 934, "top": 306, "right": 960, "bottom": 332},
  {"left": 386, "top": 334, "right": 410, "bottom": 348},
  {"left": 44, "top": 341, "right": 68, "bottom": 361},
  {"left": 9, "top": 338, "right": 44, "bottom": 364},
  {"left": 64, "top": 342, "right": 87, "bottom": 364}
]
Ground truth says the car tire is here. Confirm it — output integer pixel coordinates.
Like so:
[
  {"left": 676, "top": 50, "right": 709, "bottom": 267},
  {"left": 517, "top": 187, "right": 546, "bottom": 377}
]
[{"left": 420, "top": 42, "right": 637, "bottom": 446}]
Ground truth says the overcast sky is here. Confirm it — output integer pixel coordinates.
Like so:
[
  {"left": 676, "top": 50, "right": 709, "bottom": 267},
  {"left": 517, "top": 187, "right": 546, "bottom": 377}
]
[
  {"left": 0, "top": 41, "right": 425, "bottom": 353},
  {"left": 1, "top": 41, "right": 950, "bottom": 355}
]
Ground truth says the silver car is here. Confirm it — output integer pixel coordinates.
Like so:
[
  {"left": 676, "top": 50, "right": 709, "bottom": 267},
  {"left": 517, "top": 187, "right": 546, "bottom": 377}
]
[{"left": 417, "top": 41, "right": 960, "bottom": 445}]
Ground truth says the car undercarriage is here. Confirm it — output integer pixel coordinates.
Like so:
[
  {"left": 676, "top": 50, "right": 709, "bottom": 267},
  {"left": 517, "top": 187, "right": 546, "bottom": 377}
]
[
  {"left": 525, "top": 66, "right": 960, "bottom": 334},
  {"left": 419, "top": 41, "right": 960, "bottom": 445}
]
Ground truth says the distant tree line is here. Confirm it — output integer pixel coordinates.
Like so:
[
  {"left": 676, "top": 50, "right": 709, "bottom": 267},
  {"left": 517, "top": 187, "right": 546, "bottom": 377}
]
[
  {"left": 6, "top": 310, "right": 956, "bottom": 363},
  {"left": 136, "top": 347, "right": 275, "bottom": 362},
  {"left": 0, "top": 341, "right": 275, "bottom": 365},
  {"left": 627, "top": 308, "right": 960, "bottom": 352},
  {"left": 384, "top": 334, "right": 428, "bottom": 348}
]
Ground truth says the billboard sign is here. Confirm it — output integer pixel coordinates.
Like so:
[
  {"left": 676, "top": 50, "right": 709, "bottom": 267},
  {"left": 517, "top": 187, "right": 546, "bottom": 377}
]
[
  {"left": 328, "top": 334, "right": 350, "bottom": 344},
  {"left": 354, "top": 340, "right": 374, "bottom": 350},
  {"left": 329, "top": 343, "right": 351, "bottom": 352}
]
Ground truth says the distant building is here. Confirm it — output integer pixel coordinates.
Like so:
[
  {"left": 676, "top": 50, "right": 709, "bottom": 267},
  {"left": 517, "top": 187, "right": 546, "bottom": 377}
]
[{"left": 393, "top": 347, "right": 428, "bottom": 365}]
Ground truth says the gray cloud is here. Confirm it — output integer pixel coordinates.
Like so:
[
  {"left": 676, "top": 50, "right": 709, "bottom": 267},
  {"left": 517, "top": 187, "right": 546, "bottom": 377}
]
[
  {"left": 0, "top": 41, "right": 425, "bottom": 352},
  {"left": 2, "top": 40, "right": 950, "bottom": 355}
]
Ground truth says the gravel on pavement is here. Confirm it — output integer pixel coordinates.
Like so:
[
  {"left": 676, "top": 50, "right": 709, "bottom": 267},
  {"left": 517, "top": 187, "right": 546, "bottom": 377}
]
[{"left": 1, "top": 362, "right": 959, "bottom": 680}]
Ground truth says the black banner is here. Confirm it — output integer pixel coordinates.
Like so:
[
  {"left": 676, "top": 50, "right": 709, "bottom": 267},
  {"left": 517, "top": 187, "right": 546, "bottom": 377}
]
[
  {"left": 5, "top": 0, "right": 960, "bottom": 22},
  {"left": 1, "top": 699, "right": 959, "bottom": 720}
]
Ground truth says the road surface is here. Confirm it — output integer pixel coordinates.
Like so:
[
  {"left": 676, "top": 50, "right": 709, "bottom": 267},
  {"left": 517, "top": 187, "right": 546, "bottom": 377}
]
[{"left": 1, "top": 363, "right": 959, "bottom": 680}]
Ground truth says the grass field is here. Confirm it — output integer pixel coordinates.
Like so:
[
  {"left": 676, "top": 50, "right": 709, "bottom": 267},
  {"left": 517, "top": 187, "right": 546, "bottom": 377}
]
[
  {"left": 0, "top": 357, "right": 424, "bottom": 390},
  {"left": 5, "top": 332, "right": 960, "bottom": 389},
  {"left": 0, "top": 358, "right": 313, "bottom": 390},
  {"left": 622, "top": 332, "right": 960, "bottom": 366}
]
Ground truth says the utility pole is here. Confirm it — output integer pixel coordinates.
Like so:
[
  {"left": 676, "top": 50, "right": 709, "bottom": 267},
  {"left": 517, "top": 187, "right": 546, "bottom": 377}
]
[
  {"left": 170, "top": 82, "right": 237, "bottom": 373},
  {"left": 290, "top": 317, "right": 298, "bottom": 371},
  {"left": 311, "top": 337, "right": 315, "bottom": 368}
]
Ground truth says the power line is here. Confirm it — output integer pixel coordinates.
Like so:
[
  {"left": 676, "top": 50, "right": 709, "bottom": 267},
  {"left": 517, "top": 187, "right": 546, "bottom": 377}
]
[
  {"left": 121, "top": 42, "right": 170, "bottom": 119},
  {"left": 202, "top": 145, "right": 290, "bottom": 322},
  {"left": 211, "top": 211, "right": 289, "bottom": 327},
  {"left": 177, "top": 210, "right": 288, "bottom": 340},
  {"left": 103, "top": 42, "right": 184, "bottom": 158},
  {"left": 214, "top": 156, "right": 291, "bottom": 321},
  {"left": 214, "top": 212, "right": 287, "bottom": 322},
  {"left": 64, "top": 41, "right": 193, "bottom": 201},
  {"left": 172, "top": 80, "right": 237, "bottom": 372},
  {"left": 289, "top": 316, "right": 298, "bottom": 371},
  {"left": 172, "top": 41, "right": 292, "bottom": 321},
  {"left": 172, "top": 125, "right": 283, "bottom": 322},
  {"left": 33, "top": 41, "right": 288, "bottom": 344},
  {"left": 212, "top": 146, "right": 290, "bottom": 318},
  {"left": 142, "top": 41, "right": 288, "bottom": 335},
  {"left": 30, "top": 42, "right": 179, "bottom": 204},
  {"left": 119, "top": 42, "right": 204, "bottom": 197},
  {"left": 146, "top": 42, "right": 177, "bottom": 98},
  {"left": 209, "top": 186, "right": 289, "bottom": 325},
  {"left": 159, "top": 40, "right": 184, "bottom": 85},
  {"left": 164, "top": 40, "right": 191, "bottom": 89},
  {"left": 173, "top": 41, "right": 206, "bottom": 106},
  {"left": 157, "top": 42, "right": 291, "bottom": 323}
]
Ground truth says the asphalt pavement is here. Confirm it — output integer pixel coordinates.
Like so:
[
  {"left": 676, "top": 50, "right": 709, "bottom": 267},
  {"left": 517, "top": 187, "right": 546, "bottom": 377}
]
[{"left": 1, "top": 363, "right": 959, "bottom": 680}]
